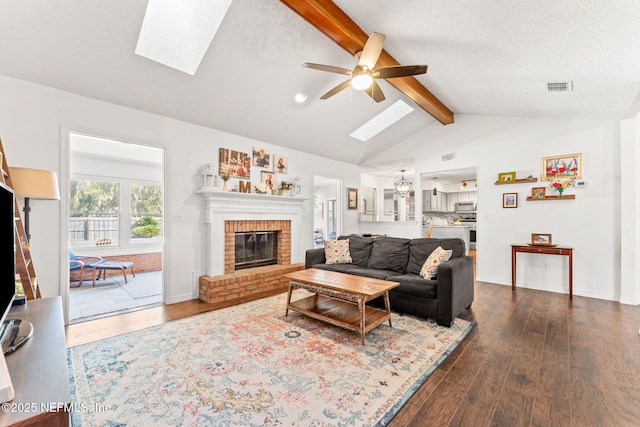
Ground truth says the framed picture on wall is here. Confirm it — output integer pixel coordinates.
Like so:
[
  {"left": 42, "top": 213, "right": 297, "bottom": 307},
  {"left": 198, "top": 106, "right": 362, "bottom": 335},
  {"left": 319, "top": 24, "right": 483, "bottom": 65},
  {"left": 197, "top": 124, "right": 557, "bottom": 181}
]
[
  {"left": 253, "top": 147, "right": 270, "bottom": 169},
  {"left": 502, "top": 192, "right": 518, "bottom": 208},
  {"left": 219, "top": 148, "right": 250, "bottom": 179},
  {"left": 274, "top": 155, "right": 288, "bottom": 173},
  {"left": 541, "top": 153, "right": 582, "bottom": 181},
  {"left": 347, "top": 188, "right": 358, "bottom": 210}
]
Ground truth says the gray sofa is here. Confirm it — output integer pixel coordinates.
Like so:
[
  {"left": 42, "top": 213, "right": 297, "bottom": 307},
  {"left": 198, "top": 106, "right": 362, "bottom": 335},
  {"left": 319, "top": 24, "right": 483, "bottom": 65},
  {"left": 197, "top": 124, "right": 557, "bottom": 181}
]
[{"left": 305, "top": 235, "right": 474, "bottom": 327}]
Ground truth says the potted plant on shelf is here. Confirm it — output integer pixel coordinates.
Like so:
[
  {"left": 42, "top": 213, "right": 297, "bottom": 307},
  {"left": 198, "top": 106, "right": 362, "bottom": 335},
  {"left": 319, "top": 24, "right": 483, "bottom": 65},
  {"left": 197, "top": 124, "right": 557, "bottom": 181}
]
[
  {"left": 278, "top": 181, "right": 293, "bottom": 196},
  {"left": 220, "top": 173, "right": 230, "bottom": 192}
]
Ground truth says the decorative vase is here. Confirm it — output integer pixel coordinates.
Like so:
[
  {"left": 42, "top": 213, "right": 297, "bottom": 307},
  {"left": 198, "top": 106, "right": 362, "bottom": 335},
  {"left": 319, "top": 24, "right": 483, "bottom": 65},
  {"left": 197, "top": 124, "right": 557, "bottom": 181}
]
[
  {"left": 222, "top": 180, "right": 228, "bottom": 192},
  {"left": 558, "top": 189, "right": 564, "bottom": 197},
  {"left": 278, "top": 189, "right": 290, "bottom": 196}
]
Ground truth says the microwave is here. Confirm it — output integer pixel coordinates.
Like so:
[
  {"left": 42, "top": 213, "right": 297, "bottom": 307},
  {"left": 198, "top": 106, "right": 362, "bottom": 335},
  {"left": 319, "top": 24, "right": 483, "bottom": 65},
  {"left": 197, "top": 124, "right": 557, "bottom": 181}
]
[{"left": 455, "top": 202, "right": 476, "bottom": 213}]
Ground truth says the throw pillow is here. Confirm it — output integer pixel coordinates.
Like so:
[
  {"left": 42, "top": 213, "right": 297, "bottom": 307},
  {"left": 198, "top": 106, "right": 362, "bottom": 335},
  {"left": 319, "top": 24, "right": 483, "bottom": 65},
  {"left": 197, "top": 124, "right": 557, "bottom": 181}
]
[
  {"left": 324, "top": 239, "right": 352, "bottom": 264},
  {"left": 420, "top": 246, "right": 453, "bottom": 279}
]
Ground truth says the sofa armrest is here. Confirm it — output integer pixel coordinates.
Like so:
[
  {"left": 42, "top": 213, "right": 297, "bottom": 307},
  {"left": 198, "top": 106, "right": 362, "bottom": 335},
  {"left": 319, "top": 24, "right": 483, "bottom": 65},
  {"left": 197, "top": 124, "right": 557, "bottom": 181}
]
[
  {"left": 435, "top": 256, "right": 475, "bottom": 326},
  {"left": 305, "top": 248, "right": 326, "bottom": 269}
]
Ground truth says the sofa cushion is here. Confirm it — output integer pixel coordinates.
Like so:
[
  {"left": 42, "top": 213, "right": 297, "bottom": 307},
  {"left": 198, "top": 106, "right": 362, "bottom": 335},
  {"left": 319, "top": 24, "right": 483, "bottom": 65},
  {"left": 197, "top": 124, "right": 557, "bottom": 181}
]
[
  {"left": 312, "top": 263, "right": 360, "bottom": 274},
  {"left": 346, "top": 268, "right": 398, "bottom": 281},
  {"left": 338, "top": 235, "right": 374, "bottom": 267},
  {"left": 386, "top": 274, "right": 438, "bottom": 299},
  {"left": 324, "top": 239, "right": 352, "bottom": 264},
  {"left": 367, "top": 236, "right": 411, "bottom": 273},
  {"left": 420, "top": 246, "right": 453, "bottom": 279},
  {"left": 407, "top": 238, "right": 465, "bottom": 275}
]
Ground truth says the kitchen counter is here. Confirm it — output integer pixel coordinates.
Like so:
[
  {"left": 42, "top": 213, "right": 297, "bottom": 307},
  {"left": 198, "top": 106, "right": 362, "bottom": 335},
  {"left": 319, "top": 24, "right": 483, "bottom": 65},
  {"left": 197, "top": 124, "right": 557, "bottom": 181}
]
[{"left": 423, "top": 225, "right": 470, "bottom": 255}]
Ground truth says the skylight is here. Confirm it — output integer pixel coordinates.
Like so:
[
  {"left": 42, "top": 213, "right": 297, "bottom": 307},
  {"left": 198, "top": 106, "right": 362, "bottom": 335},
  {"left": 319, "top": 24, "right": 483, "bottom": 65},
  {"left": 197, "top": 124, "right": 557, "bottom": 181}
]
[
  {"left": 349, "top": 100, "right": 414, "bottom": 142},
  {"left": 135, "top": 0, "right": 234, "bottom": 75}
]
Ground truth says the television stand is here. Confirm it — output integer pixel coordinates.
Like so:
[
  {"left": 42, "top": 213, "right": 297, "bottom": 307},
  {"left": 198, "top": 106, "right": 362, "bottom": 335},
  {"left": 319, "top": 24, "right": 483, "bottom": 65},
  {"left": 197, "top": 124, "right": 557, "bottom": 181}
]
[{"left": 0, "top": 297, "right": 70, "bottom": 426}]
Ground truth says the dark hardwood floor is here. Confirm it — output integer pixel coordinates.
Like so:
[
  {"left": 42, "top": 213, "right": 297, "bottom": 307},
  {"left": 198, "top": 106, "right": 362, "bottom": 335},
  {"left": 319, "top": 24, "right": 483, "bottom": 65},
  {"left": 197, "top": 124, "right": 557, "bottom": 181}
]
[{"left": 66, "top": 280, "right": 640, "bottom": 426}]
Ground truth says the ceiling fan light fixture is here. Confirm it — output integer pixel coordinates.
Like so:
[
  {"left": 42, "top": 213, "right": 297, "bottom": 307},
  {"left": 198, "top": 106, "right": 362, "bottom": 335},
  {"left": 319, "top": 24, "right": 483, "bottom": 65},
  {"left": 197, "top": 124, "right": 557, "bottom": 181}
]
[{"left": 351, "top": 69, "right": 373, "bottom": 91}]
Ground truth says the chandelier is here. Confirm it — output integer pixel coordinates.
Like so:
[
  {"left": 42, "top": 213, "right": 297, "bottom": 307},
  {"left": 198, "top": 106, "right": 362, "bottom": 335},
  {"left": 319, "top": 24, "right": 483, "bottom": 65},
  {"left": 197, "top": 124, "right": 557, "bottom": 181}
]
[{"left": 394, "top": 170, "right": 413, "bottom": 198}]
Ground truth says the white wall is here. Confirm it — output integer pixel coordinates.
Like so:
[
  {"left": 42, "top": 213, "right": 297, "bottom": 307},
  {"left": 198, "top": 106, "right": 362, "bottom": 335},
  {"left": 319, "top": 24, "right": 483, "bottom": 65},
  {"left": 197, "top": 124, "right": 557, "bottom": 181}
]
[
  {"left": 0, "top": 74, "right": 361, "bottom": 321},
  {"left": 365, "top": 114, "right": 636, "bottom": 303},
  {"left": 620, "top": 114, "right": 640, "bottom": 304}
]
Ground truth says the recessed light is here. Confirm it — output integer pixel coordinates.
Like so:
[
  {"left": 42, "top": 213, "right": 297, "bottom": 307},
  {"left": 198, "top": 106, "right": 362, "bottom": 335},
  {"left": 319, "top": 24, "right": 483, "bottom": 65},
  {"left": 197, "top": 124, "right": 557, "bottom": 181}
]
[{"left": 294, "top": 92, "right": 308, "bottom": 103}]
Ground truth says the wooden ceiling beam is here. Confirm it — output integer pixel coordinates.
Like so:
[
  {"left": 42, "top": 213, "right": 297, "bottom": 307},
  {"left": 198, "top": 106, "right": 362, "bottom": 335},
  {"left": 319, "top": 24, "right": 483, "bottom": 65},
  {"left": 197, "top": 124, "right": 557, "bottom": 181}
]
[{"left": 280, "top": 0, "right": 454, "bottom": 125}]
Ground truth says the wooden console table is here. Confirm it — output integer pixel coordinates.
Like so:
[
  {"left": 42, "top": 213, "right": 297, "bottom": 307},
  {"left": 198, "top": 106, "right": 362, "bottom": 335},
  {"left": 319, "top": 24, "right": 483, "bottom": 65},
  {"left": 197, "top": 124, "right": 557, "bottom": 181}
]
[
  {"left": 1, "top": 297, "right": 70, "bottom": 426},
  {"left": 511, "top": 244, "right": 574, "bottom": 299}
]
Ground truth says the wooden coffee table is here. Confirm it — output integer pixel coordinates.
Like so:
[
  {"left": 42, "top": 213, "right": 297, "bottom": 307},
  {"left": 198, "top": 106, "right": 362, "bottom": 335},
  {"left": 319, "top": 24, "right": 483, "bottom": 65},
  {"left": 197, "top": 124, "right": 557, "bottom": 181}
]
[{"left": 283, "top": 268, "right": 399, "bottom": 345}]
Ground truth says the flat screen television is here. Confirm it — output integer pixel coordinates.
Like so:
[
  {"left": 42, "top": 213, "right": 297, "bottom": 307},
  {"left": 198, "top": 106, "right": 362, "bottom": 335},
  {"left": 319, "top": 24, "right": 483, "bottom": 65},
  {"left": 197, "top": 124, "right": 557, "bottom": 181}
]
[
  {"left": 0, "top": 182, "right": 32, "bottom": 355},
  {"left": 0, "top": 182, "right": 15, "bottom": 326},
  {"left": 0, "top": 181, "right": 16, "bottom": 402}
]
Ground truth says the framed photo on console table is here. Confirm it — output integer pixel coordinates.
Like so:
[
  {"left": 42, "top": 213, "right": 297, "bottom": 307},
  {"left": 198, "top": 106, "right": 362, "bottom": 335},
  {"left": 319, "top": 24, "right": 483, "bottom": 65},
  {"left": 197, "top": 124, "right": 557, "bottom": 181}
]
[{"left": 531, "top": 233, "right": 553, "bottom": 246}]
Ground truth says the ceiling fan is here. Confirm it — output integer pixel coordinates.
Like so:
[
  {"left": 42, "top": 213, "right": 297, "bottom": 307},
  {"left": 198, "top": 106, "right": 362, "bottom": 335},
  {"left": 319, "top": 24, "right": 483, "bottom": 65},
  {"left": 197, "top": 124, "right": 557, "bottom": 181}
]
[{"left": 303, "top": 32, "right": 427, "bottom": 102}]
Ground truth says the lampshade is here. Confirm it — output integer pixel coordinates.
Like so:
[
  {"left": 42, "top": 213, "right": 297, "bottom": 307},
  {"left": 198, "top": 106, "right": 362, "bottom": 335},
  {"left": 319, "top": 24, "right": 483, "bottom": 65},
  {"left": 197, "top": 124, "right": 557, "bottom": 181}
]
[
  {"left": 394, "top": 170, "right": 413, "bottom": 198},
  {"left": 9, "top": 167, "right": 61, "bottom": 200}
]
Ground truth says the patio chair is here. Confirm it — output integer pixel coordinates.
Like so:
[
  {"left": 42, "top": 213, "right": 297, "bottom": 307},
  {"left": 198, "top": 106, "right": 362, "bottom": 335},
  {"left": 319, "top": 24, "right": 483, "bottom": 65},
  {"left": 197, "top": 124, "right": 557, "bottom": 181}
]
[{"left": 69, "top": 252, "right": 105, "bottom": 287}]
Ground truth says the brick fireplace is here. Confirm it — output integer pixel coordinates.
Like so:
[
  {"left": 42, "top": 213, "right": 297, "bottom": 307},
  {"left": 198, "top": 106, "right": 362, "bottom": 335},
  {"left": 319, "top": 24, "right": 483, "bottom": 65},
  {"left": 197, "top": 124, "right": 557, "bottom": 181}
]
[
  {"left": 224, "top": 220, "right": 290, "bottom": 274},
  {"left": 197, "top": 191, "right": 306, "bottom": 304}
]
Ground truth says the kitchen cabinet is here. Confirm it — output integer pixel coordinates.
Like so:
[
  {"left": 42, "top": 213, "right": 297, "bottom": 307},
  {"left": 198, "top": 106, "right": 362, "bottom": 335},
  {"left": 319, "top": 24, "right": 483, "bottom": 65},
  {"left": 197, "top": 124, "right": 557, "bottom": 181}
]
[
  {"left": 422, "top": 190, "right": 431, "bottom": 212},
  {"left": 447, "top": 193, "right": 457, "bottom": 211}
]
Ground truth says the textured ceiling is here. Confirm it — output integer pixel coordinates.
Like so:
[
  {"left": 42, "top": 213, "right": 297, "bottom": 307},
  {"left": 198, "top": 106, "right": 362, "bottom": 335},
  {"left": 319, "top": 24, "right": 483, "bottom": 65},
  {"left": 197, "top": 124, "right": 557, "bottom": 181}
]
[{"left": 0, "top": 0, "right": 638, "bottom": 169}]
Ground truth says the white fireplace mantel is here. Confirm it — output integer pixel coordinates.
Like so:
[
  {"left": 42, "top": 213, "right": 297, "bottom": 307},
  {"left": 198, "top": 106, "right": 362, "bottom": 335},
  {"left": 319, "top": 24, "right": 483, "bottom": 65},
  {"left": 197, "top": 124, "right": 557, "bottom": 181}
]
[{"left": 197, "top": 190, "right": 307, "bottom": 276}]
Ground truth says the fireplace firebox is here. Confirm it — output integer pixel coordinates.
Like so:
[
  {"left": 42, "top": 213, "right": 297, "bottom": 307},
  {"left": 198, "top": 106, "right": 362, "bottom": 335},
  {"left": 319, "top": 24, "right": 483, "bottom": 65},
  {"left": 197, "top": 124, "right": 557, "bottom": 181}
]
[{"left": 235, "top": 231, "right": 278, "bottom": 270}]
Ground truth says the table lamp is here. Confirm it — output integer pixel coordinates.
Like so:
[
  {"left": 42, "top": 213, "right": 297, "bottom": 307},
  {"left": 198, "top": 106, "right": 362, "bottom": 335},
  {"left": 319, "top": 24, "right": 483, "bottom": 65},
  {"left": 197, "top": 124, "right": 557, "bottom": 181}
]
[{"left": 8, "top": 167, "right": 61, "bottom": 241}]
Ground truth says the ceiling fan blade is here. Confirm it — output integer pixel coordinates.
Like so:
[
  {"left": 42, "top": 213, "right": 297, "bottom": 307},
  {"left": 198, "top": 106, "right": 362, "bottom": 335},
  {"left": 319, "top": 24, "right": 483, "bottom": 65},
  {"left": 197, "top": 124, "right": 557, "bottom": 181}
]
[
  {"left": 359, "top": 32, "right": 385, "bottom": 69},
  {"left": 365, "top": 80, "right": 385, "bottom": 103},
  {"left": 373, "top": 65, "right": 428, "bottom": 79},
  {"left": 303, "top": 62, "right": 352, "bottom": 75},
  {"left": 320, "top": 79, "right": 352, "bottom": 99}
]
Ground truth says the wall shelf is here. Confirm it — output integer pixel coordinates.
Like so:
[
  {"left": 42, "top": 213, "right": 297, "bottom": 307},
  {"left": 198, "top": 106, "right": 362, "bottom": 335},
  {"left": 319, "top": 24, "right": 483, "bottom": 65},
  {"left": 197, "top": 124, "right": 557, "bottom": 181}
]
[
  {"left": 526, "top": 195, "right": 575, "bottom": 201},
  {"left": 495, "top": 178, "right": 538, "bottom": 185}
]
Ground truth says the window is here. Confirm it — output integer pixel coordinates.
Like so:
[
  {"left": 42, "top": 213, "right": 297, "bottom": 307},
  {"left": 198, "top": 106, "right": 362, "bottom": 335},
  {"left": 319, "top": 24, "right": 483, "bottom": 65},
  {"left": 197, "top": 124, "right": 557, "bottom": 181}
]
[
  {"left": 69, "top": 179, "right": 120, "bottom": 246},
  {"left": 130, "top": 184, "right": 163, "bottom": 242},
  {"left": 69, "top": 180, "right": 163, "bottom": 247}
]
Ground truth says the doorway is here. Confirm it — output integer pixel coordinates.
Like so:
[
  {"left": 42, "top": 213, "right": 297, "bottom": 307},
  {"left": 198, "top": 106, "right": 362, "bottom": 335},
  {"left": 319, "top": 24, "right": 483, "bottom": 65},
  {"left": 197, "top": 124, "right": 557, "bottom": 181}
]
[
  {"left": 313, "top": 175, "right": 341, "bottom": 246},
  {"left": 420, "top": 167, "right": 478, "bottom": 254},
  {"left": 67, "top": 133, "right": 165, "bottom": 323}
]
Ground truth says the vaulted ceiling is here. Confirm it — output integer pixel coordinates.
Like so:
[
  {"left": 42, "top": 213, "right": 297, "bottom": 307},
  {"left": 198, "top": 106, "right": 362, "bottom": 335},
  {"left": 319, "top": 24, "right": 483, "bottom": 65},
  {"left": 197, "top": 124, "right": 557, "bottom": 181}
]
[{"left": 0, "top": 0, "right": 638, "bottom": 167}]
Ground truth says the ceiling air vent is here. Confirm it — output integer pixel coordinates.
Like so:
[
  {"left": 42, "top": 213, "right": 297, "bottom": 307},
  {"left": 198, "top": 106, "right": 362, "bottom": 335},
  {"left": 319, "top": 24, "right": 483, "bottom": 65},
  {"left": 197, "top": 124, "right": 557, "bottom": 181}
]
[{"left": 547, "top": 81, "right": 573, "bottom": 92}]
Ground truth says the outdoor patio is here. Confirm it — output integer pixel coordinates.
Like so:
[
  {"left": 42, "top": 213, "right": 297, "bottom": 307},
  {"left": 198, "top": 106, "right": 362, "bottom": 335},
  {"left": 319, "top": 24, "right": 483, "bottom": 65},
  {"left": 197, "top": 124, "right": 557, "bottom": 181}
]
[{"left": 69, "top": 270, "right": 163, "bottom": 323}]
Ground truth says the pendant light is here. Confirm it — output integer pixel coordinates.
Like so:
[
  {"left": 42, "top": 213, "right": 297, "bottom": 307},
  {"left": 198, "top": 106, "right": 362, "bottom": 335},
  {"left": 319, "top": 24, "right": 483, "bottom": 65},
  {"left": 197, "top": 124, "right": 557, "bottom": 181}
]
[
  {"left": 432, "top": 177, "right": 438, "bottom": 196},
  {"left": 394, "top": 170, "right": 413, "bottom": 198}
]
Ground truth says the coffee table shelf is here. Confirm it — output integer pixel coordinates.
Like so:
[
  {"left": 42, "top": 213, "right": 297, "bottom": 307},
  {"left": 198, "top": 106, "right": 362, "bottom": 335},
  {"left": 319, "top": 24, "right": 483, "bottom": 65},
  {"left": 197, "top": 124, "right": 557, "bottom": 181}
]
[{"left": 289, "top": 294, "right": 391, "bottom": 333}]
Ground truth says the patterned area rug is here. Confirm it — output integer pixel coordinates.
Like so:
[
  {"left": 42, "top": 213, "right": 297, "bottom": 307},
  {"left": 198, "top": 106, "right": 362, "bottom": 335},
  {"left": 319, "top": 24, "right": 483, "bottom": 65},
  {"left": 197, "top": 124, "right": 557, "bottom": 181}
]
[{"left": 68, "top": 292, "right": 475, "bottom": 426}]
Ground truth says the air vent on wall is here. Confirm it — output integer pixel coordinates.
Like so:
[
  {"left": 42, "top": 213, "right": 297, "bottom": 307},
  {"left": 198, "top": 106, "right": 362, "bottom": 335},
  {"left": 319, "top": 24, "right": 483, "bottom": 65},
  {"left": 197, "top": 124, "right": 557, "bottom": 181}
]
[{"left": 547, "top": 81, "right": 573, "bottom": 92}]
